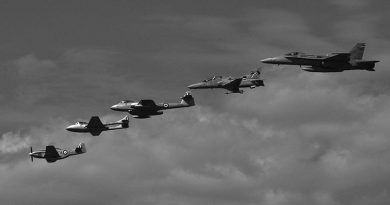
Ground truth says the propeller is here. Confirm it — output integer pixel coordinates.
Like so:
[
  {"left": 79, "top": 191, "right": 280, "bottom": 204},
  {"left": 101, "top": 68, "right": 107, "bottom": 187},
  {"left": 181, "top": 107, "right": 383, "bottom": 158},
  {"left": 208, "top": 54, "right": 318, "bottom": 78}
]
[{"left": 30, "top": 147, "right": 33, "bottom": 162}]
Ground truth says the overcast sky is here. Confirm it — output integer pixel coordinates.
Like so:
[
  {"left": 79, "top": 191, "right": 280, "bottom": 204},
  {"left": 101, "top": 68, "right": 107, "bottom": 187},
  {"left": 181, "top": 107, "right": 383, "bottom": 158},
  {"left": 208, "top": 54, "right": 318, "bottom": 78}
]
[{"left": 1, "top": 0, "right": 390, "bottom": 204}]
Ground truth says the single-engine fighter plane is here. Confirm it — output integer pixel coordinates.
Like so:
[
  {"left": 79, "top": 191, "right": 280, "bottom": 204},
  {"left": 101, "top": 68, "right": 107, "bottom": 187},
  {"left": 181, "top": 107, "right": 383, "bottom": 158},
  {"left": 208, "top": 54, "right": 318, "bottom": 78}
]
[
  {"left": 261, "top": 43, "right": 379, "bottom": 72},
  {"left": 29, "top": 143, "right": 86, "bottom": 163},
  {"left": 187, "top": 70, "right": 264, "bottom": 94},
  {"left": 66, "top": 116, "right": 129, "bottom": 136},
  {"left": 110, "top": 91, "right": 195, "bottom": 119}
]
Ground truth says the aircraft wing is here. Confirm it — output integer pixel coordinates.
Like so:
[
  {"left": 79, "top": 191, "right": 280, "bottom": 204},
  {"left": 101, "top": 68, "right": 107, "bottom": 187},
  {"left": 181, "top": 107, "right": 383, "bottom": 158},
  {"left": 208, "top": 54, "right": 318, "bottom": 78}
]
[
  {"left": 45, "top": 158, "right": 57, "bottom": 163},
  {"left": 223, "top": 78, "right": 242, "bottom": 93},
  {"left": 90, "top": 130, "right": 103, "bottom": 136},
  {"left": 44, "top": 146, "right": 60, "bottom": 158},
  {"left": 138, "top": 100, "right": 157, "bottom": 107},
  {"left": 132, "top": 100, "right": 158, "bottom": 112},
  {"left": 87, "top": 116, "right": 105, "bottom": 129},
  {"left": 323, "top": 53, "right": 350, "bottom": 63}
]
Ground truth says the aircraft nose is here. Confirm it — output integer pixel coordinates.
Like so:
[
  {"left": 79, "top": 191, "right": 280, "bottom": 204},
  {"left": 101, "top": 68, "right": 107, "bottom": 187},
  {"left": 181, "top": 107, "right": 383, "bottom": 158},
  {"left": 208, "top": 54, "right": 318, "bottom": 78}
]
[
  {"left": 187, "top": 83, "right": 202, "bottom": 89},
  {"left": 110, "top": 104, "right": 121, "bottom": 111},
  {"left": 260, "top": 57, "right": 275, "bottom": 64},
  {"left": 66, "top": 125, "right": 76, "bottom": 131}
]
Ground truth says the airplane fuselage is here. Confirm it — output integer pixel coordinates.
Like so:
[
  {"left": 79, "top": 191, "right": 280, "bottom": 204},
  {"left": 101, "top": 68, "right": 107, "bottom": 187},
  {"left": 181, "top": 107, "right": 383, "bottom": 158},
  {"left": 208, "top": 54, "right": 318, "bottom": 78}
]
[
  {"left": 29, "top": 149, "right": 74, "bottom": 161},
  {"left": 29, "top": 143, "right": 86, "bottom": 163},
  {"left": 188, "top": 79, "right": 263, "bottom": 89},
  {"left": 66, "top": 123, "right": 108, "bottom": 133},
  {"left": 111, "top": 93, "right": 194, "bottom": 118},
  {"left": 262, "top": 56, "right": 377, "bottom": 72}
]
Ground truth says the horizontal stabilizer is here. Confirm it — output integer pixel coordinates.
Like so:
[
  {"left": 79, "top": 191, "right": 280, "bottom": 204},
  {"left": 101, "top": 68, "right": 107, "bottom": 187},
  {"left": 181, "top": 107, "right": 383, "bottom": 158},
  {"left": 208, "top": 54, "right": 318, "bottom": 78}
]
[{"left": 356, "top": 60, "right": 379, "bottom": 64}]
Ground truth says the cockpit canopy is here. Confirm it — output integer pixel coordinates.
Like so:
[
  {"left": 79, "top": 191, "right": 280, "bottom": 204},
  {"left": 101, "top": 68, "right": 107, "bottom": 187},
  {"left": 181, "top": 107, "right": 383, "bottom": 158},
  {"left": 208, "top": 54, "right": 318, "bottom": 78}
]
[
  {"left": 76, "top": 122, "right": 87, "bottom": 125},
  {"left": 203, "top": 76, "right": 222, "bottom": 82},
  {"left": 120, "top": 100, "right": 134, "bottom": 104},
  {"left": 285, "top": 52, "right": 304, "bottom": 56}
]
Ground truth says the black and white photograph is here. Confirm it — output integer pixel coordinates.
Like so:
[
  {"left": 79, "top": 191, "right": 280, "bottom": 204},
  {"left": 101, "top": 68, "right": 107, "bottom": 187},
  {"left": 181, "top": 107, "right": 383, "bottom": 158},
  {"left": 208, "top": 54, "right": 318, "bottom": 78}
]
[{"left": 0, "top": 0, "right": 389, "bottom": 204}]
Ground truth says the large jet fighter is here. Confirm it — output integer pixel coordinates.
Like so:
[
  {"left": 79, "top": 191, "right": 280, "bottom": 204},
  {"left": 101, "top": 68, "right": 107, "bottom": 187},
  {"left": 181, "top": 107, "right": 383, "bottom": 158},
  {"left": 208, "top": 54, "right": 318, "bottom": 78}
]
[
  {"left": 29, "top": 143, "right": 86, "bottom": 163},
  {"left": 187, "top": 70, "right": 264, "bottom": 94},
  {"left": 110, "top": 92, "right": 195, "bottom": 119},
  {"left": 66, "top": 116, "right": 129, "bottom": 136},
  {"left": 261, "top": 43, "right": 379, "bottom": 72}
]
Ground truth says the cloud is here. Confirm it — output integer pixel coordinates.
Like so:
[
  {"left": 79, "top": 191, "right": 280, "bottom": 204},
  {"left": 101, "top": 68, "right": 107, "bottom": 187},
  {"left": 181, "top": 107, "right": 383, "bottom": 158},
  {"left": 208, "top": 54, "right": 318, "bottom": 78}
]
[
  {"left": 0, "top": 132, "right": 31, "bottom": 154},
  {"left": 328, "top": 0, "right": 370, "bottom": 10},
  {"left": 1, "top": 2, "right": 390, "bottom": 205},
  {"left": 13, "top": 54, "right": 57, "bottom": 79},
  {"left": 2, "top": 90, "right": 390, "bottom": 205},
  {"left": 333, "top": 14, "right": 380, "bottom": 42}
]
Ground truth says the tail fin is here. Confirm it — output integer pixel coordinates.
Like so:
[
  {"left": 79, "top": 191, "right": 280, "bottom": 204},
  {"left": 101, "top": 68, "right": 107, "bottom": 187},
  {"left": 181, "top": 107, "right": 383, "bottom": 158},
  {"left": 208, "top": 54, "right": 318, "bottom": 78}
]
[
  {"left": 118, "top": 116, "right": 129, "bottom": 128},
  {"left": 180, "top": 91, "right": 195, "bottom": 106},
  {"left": 350, "top": 43, "right": 365, "bottom": 60},
  {"left": 242, "top": 68, "right": 261, "bottom": 80},
  {"left": 75, "top": 143, "right": 86, "bottom": 154},
  {"left": 249, "top": 69, "right": 261, "bottom": 79}
]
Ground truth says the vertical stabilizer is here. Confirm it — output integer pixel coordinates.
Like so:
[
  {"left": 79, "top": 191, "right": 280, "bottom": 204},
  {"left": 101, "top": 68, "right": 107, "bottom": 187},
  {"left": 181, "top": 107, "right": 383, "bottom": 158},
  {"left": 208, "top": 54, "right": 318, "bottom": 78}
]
[
  {"left": 75, "top": 143, "right": 86, "bottom": 154},
  {"left": 350, "top": 43, "right": 365, "bottom": 60},
  {"left": 119, "top": 116, "right": 129, "bottom": 128},
  {"left": 248, "top": 69, "right": 261, "bottom": 79},
  {"left": 180, "top": 91, "right": 195, "bottom": 106}
]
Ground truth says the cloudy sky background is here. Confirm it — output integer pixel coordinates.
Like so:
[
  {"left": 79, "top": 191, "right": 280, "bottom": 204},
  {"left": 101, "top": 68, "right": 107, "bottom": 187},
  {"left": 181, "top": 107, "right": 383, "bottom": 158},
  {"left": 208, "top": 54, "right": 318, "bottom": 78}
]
[{"left": 1, "top": 0, "right": 390, "bottom": 204}]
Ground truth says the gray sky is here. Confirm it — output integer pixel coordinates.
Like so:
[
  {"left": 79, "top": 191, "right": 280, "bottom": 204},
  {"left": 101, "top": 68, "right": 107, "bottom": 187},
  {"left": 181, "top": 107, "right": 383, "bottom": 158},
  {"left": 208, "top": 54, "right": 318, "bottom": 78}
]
[{"left": 1, "top": 0, "right": 390, "bottom": 204}]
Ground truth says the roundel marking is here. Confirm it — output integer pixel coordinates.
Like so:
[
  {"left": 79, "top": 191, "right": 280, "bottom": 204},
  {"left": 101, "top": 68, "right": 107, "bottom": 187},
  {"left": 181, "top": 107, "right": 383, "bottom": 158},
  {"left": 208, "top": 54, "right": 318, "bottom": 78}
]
[
  {"left": 163, "top": 103, "right": 169, "bottom": 108},
  {"left": 63, "top": 150, "right": 68, "bottom": 155}
]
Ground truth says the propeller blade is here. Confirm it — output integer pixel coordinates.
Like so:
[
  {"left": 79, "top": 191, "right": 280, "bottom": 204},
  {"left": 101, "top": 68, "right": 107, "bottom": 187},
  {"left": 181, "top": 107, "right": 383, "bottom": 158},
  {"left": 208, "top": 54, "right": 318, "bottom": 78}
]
[{"left": 30, "top": 147, "right": 33, "bottom": 162}]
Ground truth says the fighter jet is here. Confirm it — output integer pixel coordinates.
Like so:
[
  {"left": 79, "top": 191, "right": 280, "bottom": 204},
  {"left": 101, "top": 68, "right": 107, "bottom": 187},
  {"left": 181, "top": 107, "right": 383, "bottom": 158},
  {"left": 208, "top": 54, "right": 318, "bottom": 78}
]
[
  {"left": 29, "top": 143, "right": 86, "bottom": 163},
  {"left": 187, "top": 70, "right": 264, "bottom": 94},
  {"left": 261, "top": 43, "right": 379, "bottom": 72},
  {"left": 110, "top": 91, "right": 195, "bottom": 119},
  {"left": 66, "top": 116, "right": 129, "bottom": 136}
]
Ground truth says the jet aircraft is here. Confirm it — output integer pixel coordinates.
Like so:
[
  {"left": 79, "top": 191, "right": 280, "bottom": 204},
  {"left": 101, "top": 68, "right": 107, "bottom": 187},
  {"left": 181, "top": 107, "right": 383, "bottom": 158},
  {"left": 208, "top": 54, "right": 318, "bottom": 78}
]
[
  {"left": 110, "top": 91, "right": 195, "bottom": 119},
  {"left": 261, "top": 43, "right": 379, "bottom": 72},
  {"left": 187, "top": 70, "right": 264, "bottom": 94},
  {"left": 29, "top": 143, "right": 86, "bottom": 163},
  {"left": 66, "top": 116, "right": 129, "bottom": 136}
]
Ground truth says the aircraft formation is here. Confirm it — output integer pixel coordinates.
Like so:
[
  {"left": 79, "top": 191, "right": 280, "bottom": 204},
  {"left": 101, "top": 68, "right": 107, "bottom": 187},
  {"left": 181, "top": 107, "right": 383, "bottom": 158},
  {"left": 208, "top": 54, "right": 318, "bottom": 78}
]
[{"left": 30, "top": 43, "right": 379, "bottom": 163}]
